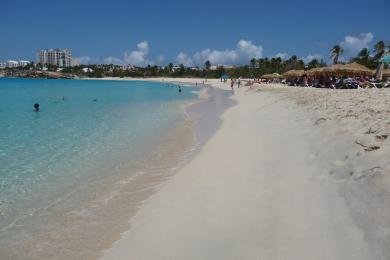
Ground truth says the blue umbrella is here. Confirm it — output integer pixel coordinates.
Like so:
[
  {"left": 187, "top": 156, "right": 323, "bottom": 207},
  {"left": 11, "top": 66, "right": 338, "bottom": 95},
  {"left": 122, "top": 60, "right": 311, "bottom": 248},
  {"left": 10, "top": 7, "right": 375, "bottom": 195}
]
[
  {"left": 380, "top": 55, "right": 390, "bottom": 63},
  {"left": 221, "top": 74, "right": 229, "bottom": 79}
]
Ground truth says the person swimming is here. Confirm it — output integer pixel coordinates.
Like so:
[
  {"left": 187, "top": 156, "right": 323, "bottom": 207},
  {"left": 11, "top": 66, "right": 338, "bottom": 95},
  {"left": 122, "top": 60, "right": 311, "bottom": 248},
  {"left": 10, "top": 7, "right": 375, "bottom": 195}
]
[
  {"left": 178, "top": 86, "right": 182, "bottom": 93},
  {"left": 33, "top": 103, "right": 40, "bottom": 112}
]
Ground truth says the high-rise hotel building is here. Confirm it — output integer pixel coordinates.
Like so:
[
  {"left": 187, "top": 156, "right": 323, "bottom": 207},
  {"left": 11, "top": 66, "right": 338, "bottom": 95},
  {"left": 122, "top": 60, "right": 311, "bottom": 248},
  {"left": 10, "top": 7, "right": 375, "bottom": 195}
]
[{"left": 37, "top": 49, "right": 72, "bottom": 67}]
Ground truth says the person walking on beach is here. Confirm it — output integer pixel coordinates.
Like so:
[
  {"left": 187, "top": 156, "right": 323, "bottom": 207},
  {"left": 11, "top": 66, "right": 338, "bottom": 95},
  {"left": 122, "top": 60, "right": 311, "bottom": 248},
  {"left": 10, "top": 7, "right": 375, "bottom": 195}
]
[
  {"left": 238, "top": 78, "right": 241, "bottom": 88},
  {"left": 231, "top": 79, "right": 234, "bottom": 90}
]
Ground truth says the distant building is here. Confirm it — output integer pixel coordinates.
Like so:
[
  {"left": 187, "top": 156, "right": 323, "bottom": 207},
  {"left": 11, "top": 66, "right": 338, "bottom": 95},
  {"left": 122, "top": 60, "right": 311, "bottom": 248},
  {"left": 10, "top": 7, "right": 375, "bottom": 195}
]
[
  {"left": 172, "top": 66, "right": 181, "bottom": 72},
  {"left": 0, "top": 60, "right": 31, "bottom": 68},
  {"left": 6, "top": 60, "right": 19, "bottom": 68},
  {"left": 82, "top": 68, "right": 93, "bottom": 73},
  {"left": 210, "top": 64, "right": 234, "bottom": 70},
  {"left": 18, "top": 60, "right": 31, "bottom": 67},
  {"left": 121, "top": 65, "right": 134, "bottom": 70},
  {"left": 37, "top": 49, "right": 72, "bottom": 67}
]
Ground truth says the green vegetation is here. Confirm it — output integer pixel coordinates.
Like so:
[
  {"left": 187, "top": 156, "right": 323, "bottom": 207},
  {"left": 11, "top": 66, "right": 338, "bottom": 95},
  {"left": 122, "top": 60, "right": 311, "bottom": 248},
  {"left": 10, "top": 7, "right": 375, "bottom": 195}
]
[{"left": 330, "top": 45, "right": 343, "bottom": 64}]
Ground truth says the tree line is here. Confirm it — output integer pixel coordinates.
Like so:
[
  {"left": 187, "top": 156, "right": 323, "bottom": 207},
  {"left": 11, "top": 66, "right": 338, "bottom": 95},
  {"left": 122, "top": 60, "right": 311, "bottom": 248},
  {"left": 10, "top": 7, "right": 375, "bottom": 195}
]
[{"left": 2, "top": 40, "right": 387, "bottom": 79}]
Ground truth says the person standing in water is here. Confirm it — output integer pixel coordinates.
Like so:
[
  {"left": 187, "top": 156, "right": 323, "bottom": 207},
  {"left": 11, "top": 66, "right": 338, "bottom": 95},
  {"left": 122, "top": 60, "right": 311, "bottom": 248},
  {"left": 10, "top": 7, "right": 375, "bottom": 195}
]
[
  {"left": 33, "top": 103, "right": 40, "bottom": 112},
  {"left": 178, "top": 86, "right": 182, "bottom": 93}
]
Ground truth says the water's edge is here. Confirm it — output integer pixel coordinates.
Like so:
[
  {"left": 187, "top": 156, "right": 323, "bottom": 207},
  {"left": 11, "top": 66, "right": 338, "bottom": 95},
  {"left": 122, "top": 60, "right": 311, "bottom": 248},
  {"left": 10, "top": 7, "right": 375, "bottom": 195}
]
[{"left": 3, "top": 83, "right": 236, "bottom": 260}]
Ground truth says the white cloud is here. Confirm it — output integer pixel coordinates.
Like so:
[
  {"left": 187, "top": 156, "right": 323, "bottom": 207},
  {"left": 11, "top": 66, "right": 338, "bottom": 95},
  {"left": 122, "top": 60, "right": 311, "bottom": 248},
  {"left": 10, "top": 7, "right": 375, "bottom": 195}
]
[
  {"left": 103, "top": 56, "right": 122, "bottom": 64},
  {"left": 73, "top": 56, "right": 93, "bottom": 64},
  {"left": 275, "top": 53, "right": 289, "bottom": 60},
  {"left": 304, "top": 54, "right": 323, "bottom": 63},
  {"left": 176, "top": 39, "right": 263, "bottom": 66},
  {"left": 137, "top": 41, "right": 149, "bottom": 53},
  {"left": 99, "top": 41, "right": 159, "bottom": 66},
  {"left": 123, "top": 41, "right": 151, "bottom": 66},
  {"left": 340, "top": 32, "right": 373, "bottom": 57},
  {"left": 156, "top": 55, "right": 165, "bottom": 65},
  {"left": 176, "top": 52, "right": 194, "bottom": 66}
]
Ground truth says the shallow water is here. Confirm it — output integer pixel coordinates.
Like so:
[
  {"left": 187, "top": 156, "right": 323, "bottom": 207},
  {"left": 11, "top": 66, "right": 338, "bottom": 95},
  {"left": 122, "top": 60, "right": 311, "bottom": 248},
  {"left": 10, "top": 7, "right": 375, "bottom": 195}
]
[{"left": 0, "top": 78, "right": 198, "bottom": 257}]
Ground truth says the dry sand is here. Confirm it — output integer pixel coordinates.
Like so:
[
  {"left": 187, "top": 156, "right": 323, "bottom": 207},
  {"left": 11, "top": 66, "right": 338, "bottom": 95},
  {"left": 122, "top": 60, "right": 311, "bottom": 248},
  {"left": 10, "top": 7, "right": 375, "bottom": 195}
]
[{"left": 101, "top": 79, "right": 390, "bottom": 260}]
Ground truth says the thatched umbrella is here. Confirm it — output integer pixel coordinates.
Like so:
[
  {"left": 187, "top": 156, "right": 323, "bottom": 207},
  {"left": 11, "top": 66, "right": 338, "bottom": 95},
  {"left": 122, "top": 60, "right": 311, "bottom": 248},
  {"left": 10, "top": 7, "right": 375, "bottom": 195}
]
[
  {"left": 261, "top": 73, "right": 283, "bottom": 79},
  {"left": 283, "top": 69, "right": 305, "bottom": 78},
  {"left": 343, "top": 62, "right": 373, "bottom": 76},
  {"left": 309, "top": 63, "right": 373, "bottom": 77},
  {"left": 307, "top": 67, "right": 326, "bottom": 76}
]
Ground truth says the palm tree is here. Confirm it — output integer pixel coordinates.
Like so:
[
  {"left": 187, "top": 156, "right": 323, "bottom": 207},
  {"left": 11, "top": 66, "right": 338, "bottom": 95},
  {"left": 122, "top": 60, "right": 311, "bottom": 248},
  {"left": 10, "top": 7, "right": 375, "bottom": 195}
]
[
  {"left": 353, "top": 48, "right": 373, "bottom": 68},
  {"left": 330, "top": 45, "right": 343, "bottom": 64},
  {"left": 358, "top": 48, "right": 370, "bottom": 59},
  {"left": 307, "top": 59, "right": 319, "bottom": 69},
  {"left": 168, "top": 62, "right": 173, "bottom": 72},
  {"left": 204, "top": 60, "right": 211, "bottom": 70},
  {"left": 250, "top": 58, "right": 257, "bottom": 68},
  {"left": 374, "top": 41, "right": 385, "bottom": 60}
]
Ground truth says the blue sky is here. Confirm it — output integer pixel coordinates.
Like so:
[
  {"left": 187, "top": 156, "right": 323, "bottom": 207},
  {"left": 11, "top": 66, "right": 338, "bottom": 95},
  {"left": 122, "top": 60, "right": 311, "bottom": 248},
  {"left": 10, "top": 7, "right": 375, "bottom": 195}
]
[{"left": 1, "top": 0, "right": 389, "bottom": 66}]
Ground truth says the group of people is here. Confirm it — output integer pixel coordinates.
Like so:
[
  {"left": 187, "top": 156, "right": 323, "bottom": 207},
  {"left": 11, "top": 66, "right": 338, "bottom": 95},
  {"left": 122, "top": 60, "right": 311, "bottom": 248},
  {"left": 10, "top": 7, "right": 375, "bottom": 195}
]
[
  {"left": 33, "top": 97, "right": 100, "bottom": 112},
  {"left": 229, "top": 78, "right": 241, "bottom": 89},
  {"left": 287, "top": 74, "right": 390, "bottom": 89}
]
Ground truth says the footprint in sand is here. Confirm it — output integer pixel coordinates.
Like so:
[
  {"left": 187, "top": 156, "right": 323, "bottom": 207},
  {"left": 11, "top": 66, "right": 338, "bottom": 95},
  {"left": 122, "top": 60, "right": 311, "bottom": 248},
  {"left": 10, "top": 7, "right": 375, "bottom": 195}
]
[{"left": 354, "top": 166, "right": 383, "bottom": 181}]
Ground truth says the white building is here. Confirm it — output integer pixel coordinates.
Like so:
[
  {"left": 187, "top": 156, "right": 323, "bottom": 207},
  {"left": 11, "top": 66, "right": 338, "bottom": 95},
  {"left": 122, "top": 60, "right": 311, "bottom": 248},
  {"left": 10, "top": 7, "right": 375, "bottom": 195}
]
[
  {"left": 82, "top": 68, "right": 93, "bottom": 73},
  {"left": 18, "top": 60, "right": 31, "bottom": 67},
  {"left": 37, "top": 49, "right": 72, "bottom": 67},
  {"left": 1, "top": 60, "right": 31, "bottom": 68},
  {"left": 210, "top": 64, "right": 234, "bottom": 70},
  {"left": 6, "top": 60, "right": 19, "bottom": 68},
  {"left": 121, "top": 64, "right": 134, "bottom": 70}
]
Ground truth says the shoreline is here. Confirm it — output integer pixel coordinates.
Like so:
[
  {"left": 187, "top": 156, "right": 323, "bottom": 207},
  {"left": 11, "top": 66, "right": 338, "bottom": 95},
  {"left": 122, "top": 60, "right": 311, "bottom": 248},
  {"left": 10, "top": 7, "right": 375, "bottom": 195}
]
[
  {"left": 3, "top": 77, "right": 389, "bottom": 259},
  {"left": 101, "top": 80, "right": 390, "bottom": 259},
  {"left": 1, "top": 79, "right": 235, "bottom": 260}
]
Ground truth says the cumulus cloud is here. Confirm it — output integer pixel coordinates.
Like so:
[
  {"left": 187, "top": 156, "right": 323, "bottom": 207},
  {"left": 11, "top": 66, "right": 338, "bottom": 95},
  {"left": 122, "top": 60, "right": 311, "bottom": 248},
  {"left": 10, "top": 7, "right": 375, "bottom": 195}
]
[
  {"left": 340, "top": 32, "right": 373, "bottom": 57},
  {"left": 73, "top": 56, "right": 93, "bottom": 65},
  {"left": 303, "top": 54, "right": 323, "bottom": 63},
  {"left": 99, "top": 41, "right": 160, "bottom": 66},
  {"left": 123, "top": 41, "right": 151, "bottom": 66},
  {"left": 176, "top": 52, "right": 194, "bottom": 66},
  {"left": 156, "top": 55, "right": 165, "bottom": 65},
  {"left": 176, "top": 39, "right": 263, "bottom": 66},
  {"left": 103, "top": 56, "right": 122, "bottom": 64}
]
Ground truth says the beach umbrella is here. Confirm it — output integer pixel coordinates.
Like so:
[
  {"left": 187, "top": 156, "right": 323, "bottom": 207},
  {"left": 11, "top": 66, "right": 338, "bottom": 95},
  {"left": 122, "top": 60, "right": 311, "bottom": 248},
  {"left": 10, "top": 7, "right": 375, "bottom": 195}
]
[
  {"left": 261, "top": 74, "right": 274, "bottom": 79},
  {"left": 283, "top": 69, "right": 305, "bottom": 78},
  {"left": 382, "top": 69, "right": 390, "bottom": 77},
  {"left": 309, "top": 63, "right": 373, "bottom": 77},
  {"left": 343, "top": 62, "right": 373, "bottom": 76},
  {"left": 307, "top": 67, "right": 326, "bottom": 76},
  {"left": 261, "top": 73, "right": 283, "bottom": 79},
  {"left": 380, "top": 55, "right": 390, "bottom": 63},
  {"left": 221, "top": 74, "right": 229, "bottom": 79}
]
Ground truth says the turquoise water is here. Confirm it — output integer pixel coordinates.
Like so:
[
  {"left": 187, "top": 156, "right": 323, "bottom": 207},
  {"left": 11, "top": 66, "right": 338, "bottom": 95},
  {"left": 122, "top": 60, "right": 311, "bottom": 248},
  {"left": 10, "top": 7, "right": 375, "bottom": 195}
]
[{"left": 0, "top": 78, "right": 198, "bottom": 253}]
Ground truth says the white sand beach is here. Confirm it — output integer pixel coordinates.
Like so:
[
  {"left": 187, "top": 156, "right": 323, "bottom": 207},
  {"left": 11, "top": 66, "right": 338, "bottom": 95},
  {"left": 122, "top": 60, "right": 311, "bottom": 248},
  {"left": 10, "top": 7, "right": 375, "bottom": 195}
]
[{"left": 100, "top": 79, "right": 390, "bottom": 260}]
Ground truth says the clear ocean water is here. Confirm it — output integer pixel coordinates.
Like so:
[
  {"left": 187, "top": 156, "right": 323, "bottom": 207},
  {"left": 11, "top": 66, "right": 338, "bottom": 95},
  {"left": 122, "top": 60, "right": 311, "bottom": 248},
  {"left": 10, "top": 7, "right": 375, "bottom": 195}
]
[{"left": 0, "top": 78, "right": 198, "bottom": 254}]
